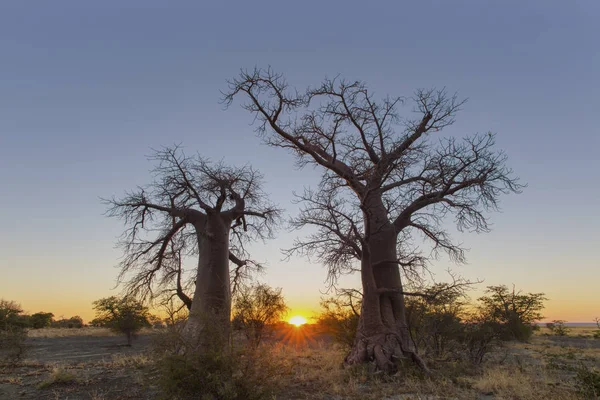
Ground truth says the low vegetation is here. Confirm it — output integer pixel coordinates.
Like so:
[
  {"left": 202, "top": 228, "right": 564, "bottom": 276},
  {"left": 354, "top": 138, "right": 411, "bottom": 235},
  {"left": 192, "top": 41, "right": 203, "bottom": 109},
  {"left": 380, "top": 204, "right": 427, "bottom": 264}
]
[
  {"left": 36, "top": 366, "right": 78, "bottom": 389},
  {"left": 0, "top": 299, "right": 29, "bottom": 362},
  {"left": 1, "top": 287, "right": 597, "bottom": 399},
  {"left": 50, "top": 315, "right": 84, "bottom": 329},
  {"left": 232, "top": 283, "right": 288, "bottom": 348},
  {"left": 547, "top": 319, "right": 572, "bottom": 336},
  {"left": 92, "top": 296, "right": 152, "bottom": 345},
  {"left": 0, "top": 318, "right": 598, "bottom": 399}
]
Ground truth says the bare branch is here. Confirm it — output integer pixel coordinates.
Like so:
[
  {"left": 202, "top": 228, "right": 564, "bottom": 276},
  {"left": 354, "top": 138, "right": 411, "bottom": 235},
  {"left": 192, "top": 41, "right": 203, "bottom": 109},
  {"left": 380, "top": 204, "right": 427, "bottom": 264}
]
[{"left": 105, "top": 145, "right": 280, "bottom": 305}]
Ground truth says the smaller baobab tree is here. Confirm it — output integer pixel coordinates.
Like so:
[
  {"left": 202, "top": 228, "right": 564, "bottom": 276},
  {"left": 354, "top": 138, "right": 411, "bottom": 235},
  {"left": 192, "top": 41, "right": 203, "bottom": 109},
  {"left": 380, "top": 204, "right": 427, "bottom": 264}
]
[{"left": 105, "top": 146, "right": 280, "bottom": 351}]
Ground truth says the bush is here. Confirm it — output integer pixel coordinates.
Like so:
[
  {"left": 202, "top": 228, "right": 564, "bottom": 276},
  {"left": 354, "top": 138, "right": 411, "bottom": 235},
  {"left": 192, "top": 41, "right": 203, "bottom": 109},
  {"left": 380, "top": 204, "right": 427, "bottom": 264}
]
[
  {"left": 405, "top": 284, "right": 467, "bottom": 358},
  {"left": 458, "top": 319, "right": 501, "bottom": 365},
  {"left": 477, "top": 285, "right": 546, "bottom": 342},
  {"left": 546, "top": 320, "right": 570, "bottom": 336},
  {"left": 154, "top": 324, "right": 279, "bottom": 400},
  {"left": 37, "top": 366, "right": 78, "bottom": 389},
  {"left": 316, "top": 291, "right": 361, "bottom": 349},
  {"left": 29, "top": 312, "right": 54, "bottom": 329},
  {"left": 92, "top": 296, "right": 151, "bottom": 345},
  {"left": 575, "top": 364, "right": 600, "bottom": 399},
  {"left": 51, "top": 316, "right": 84, "bottom": 329},
  {"left": 158, "top": 351, "right": 274, "bottom": 400},
  {"left": 0, "top": 299, "right": 28, "bottom": 362},
  {"left": 232, "top": 283, "right": 288, "bottom": 348}
]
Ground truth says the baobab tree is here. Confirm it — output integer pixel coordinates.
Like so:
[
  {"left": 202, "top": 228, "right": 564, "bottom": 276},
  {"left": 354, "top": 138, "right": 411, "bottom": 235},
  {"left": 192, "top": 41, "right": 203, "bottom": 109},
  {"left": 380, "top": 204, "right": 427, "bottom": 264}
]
[
  {"left": 224, "top": 68, "right": 522, "bottom": 372},
  {"left": 105, "top": 146, "right": 279, "bottom": 350}
]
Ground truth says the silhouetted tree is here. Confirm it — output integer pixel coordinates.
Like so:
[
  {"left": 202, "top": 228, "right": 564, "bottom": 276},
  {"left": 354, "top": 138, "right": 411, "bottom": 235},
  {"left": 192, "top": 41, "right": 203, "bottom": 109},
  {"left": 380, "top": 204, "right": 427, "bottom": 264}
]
[
  {"left": 92, "top": 296, "right": 151, "bottom": 345},
  {"left": 0, "top": 300, "right": 28, "bottom": 361},
  {"left": 225, "top": 68, "right": 522, "bottom": 372},
  {"left": 105, "top": 146, "right": 279, "bottom": 350},
  {"left": 477, "top": 285, "right": 546, "bottom": 341},
  {"left": 29, "top": 312, "right": 54, "bottom": 329},
  {"left": 232, "top": 283, "right": 288, "bottom": 347},
  {"left": 546, "top": 320, "right": 570, "bottom": 336},
  {"left": 405, "top": 283, "right": 468, "bottom": 357},
  {"left": 317, "top": 289, "right": 362, "bottom": 349},
  {"left": 51, "top": 316, "right": 84, "bottom": 328}
]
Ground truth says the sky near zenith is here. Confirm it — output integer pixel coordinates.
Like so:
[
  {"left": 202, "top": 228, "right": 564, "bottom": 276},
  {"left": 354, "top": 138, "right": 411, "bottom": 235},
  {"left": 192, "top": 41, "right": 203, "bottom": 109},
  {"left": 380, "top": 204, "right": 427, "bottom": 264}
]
[{"left": 0, "top": 1, "right": 598, "bottom": 323}]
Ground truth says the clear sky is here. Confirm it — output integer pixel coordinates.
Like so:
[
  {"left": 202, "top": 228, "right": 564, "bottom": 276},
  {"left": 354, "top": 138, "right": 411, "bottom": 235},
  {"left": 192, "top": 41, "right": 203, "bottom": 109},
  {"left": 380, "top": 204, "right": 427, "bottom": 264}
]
[{"left": 1, "top": 1, "right": 598, "bottom": 323}]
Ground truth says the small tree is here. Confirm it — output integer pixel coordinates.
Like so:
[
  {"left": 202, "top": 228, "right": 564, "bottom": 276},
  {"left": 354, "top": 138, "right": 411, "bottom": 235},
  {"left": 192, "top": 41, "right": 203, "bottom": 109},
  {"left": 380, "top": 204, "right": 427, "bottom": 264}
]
[
  {"left": 232, "top": 283, "right": 288, "bottom": 347},
  {"left": 477, "top": 285, "right": 546, "bottom": 341},
  {"left": 317, "top": 289, "right": 361, "bottom": 349},
  {"left": 29, "top": 312, "right": 54, "bottom": 329},
  {"left": 92, "top": 296, "right": 151, "bottom": 345},
  {"left": 405, "top": 283, "right": 468, "bottom": 358},
  {"left": 0, "top": 300, "right": 29, "bottom": 361},
  {"left": 546, "top": 320, "right": 570, "bottom": 336},
  {"left": 51, "top": 316, "right": 84, "bottom": 329}
]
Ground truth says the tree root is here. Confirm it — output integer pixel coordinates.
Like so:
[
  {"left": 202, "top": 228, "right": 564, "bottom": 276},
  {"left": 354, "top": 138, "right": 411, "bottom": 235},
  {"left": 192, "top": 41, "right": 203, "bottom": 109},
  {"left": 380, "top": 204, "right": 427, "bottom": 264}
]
[{"left": 345, "top": 333, "right": 431, "bottom": 376}]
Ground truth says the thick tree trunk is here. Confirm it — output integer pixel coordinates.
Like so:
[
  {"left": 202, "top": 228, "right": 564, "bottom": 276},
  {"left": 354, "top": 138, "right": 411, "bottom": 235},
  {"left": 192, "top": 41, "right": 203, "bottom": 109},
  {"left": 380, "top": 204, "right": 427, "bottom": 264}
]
[
  {"left": 345, "top": 195, "right": 428, "bottom": 374},
  {"left": 182, "top": 214, "right": 232, "bottom": 352}
]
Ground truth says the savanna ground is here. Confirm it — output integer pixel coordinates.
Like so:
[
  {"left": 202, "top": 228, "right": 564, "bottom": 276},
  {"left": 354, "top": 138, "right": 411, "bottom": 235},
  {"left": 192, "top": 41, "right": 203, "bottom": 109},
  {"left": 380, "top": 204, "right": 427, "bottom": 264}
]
[{"left": 1, "top": 326, "right": 598, "bottom": 400}]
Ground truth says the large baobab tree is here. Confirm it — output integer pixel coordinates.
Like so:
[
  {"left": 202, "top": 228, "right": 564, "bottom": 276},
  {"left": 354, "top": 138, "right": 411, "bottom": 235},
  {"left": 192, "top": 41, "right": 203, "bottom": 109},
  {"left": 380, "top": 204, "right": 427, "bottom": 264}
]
[
  {"left": 105, "top": 146, "right": 279, "bottom": 350},
  {"left": 224, "top": 68, "right": 522, "bottom": 372}
]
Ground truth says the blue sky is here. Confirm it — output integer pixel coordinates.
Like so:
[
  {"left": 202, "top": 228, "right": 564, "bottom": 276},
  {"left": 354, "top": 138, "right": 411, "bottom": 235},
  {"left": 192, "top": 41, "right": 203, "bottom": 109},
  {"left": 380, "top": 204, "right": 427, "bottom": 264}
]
[{"left": 0, "top": 1, "right": 598, "bottom": 322}]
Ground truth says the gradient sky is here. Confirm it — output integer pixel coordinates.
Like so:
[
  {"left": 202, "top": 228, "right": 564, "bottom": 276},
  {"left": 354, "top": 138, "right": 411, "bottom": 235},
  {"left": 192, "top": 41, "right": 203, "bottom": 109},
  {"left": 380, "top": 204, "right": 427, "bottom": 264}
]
[{"left": 1, "top": 1, "right": 598, "bottom": 323}]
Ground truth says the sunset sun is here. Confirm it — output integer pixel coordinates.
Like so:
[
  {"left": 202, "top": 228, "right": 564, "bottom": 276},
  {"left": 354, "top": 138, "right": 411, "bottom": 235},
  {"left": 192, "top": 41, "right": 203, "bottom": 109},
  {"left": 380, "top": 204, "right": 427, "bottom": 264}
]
[{"left": 288, "top": 315, "right": 307, "bottom": 327}]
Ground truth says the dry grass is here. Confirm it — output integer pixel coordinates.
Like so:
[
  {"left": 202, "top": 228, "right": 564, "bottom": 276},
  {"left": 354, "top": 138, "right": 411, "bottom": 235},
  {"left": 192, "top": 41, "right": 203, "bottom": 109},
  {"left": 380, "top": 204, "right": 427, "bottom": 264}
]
[
  {"left": 537, "top": 325, "right": 600, "bottom": 338},
  {"left": 94, "top": 353, "right": 153, "bottom": 369},
  {"left": 27, "top": 327, "right": 117, "bottom": 338},
  {"left": 0, "top": 375, "right": 23, "bottom": 385},
  {"left": 37, "top": 366, "right": 79, "bottom": 389},
  {"left": 88, "top": 390, "right": 109, "bottom": 400},
  {"left": 473, "top": 365, "right": 575, "bottom": 400},
  {"left": 246, "top": 343, "right": 472, "bottom": 399},
  {"left": 249, "top": 336, "right": 593, "bottom": 399},
  {"left": 27, "top": 326, "right": 158, "bottom": 338},
  {"left": 7, "top": 325, "right": 598, "bottom": 399}
]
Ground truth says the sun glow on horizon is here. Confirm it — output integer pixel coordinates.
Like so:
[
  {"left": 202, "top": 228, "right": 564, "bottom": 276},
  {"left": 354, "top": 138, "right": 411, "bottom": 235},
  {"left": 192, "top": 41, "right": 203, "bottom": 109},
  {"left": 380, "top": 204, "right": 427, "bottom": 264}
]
[{"left": 288, "top": 315, "right": 307, "bottom": 327}]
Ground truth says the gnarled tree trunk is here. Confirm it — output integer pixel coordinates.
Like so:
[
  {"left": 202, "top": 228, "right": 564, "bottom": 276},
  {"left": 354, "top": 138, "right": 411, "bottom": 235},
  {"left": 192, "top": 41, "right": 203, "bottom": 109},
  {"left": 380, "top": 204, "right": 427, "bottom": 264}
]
[
  {"left": 182, "top": 214, "right": 232, "bottom": 351},
  {"left": 345, "top": 196, "right": 428, "bottom": 373}
]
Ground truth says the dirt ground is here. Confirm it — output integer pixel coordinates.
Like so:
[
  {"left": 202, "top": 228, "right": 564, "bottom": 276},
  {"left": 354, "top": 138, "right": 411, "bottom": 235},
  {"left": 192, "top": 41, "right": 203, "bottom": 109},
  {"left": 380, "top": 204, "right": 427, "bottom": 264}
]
[
  {"left": 0, "top": 333, "right": 156, "bottom": 400},
  {"left": 1, "top": 326, "right": 598, "bottom": 400}
]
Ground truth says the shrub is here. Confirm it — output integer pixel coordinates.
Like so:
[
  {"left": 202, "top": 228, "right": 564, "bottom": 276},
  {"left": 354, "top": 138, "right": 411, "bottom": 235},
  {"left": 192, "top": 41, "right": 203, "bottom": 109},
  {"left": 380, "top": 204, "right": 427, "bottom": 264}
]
[
  {"left": 477, "top": 285, "right": 546, "bottom": 342},
  {"left": 0, "top": 326, "right": 27, "bottom": 363},
  {"left": 155, "top": 324, "right": 279, "bottom": 400},
  {"left": 37, "top": 366, "right": 78, "bottom": 389},
  {"left": 0, "top": 299, "right": 28, "bottom": 362},
  {"left": 575, "top": 364, "right": 600, "bottom": 399},
  {"left": 546, "top": 320, "right": 570, "bottom": 336},
  {"left": 405, "top": 284, "right": 467, "bottom": 358},
  {"left": 458, "top": 319, "right": 501, "bottom": 365},
  {"left": 232, "top": 283, "right": 288, "bottom": 348},
  {"left": 29, "top": 312, "right": 54, "bottom": 329},
  {"left": 158, "top": 351, "right": 275, "bottom": 400},
  {"left": 92, "top": 296, "right": 151, "bottom": 345},
  {"left": 316, "top": 290, "right": 361, "bottom": 349},
  {"left": 51, "top": 316, "right": 84, "bottom": 329}
]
